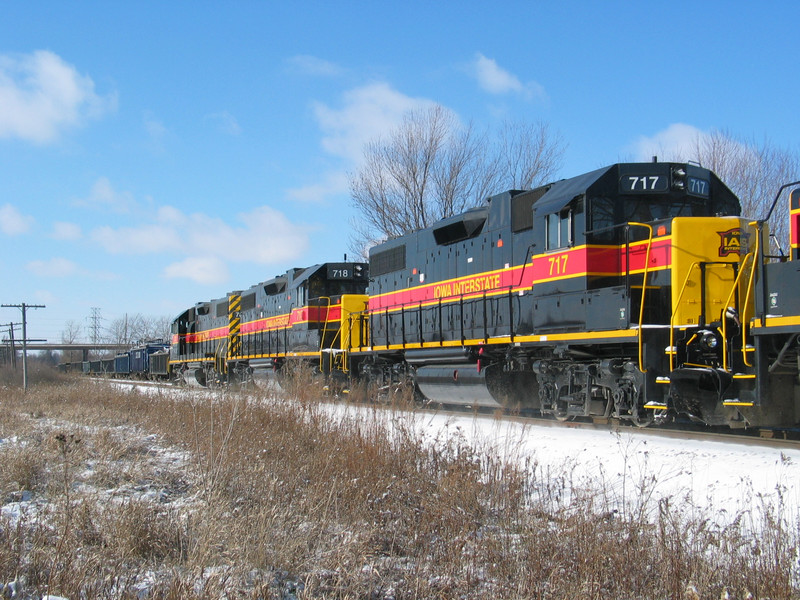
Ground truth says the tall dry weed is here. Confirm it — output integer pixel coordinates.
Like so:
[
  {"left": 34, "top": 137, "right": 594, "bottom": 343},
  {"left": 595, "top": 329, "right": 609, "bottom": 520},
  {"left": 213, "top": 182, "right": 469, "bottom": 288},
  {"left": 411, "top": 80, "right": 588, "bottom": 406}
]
[{"left": 0, "top": 378, "right": 797, "bottom": 599}]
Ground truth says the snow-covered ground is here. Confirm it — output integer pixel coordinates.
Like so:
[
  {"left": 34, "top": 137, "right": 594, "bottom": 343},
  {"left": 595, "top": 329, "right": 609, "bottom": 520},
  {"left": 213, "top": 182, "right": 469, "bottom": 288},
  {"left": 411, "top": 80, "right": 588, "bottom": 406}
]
[
  {"left": 134, "top": 383, "right": 800, "bottom": 524},
  {"left": 3, "top": 382, "right": 799, "bottom": 598},
  {"left": 87, "top": 383, "right": 800, "bottom": 522},
  {"left": 324, "top": 401, "right": 800, "bottom": 526}
]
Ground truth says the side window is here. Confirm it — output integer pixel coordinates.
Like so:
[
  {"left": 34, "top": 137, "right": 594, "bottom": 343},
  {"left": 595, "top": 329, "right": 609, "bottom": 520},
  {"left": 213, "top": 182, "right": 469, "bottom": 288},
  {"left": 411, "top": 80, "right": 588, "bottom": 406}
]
[
  {"left": 559, "top": 208, "right": 571, "bottom": 247},
  {"left": 546, "top": 208, "right": 573, "bottom": 250},
  {"left": 546, "top": 214, "right": 558, "bottom": 250}
]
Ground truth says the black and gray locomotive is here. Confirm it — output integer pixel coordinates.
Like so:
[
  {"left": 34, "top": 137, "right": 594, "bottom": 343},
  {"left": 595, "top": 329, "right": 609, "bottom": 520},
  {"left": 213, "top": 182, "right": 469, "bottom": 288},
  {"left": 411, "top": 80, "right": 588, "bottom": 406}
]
[{"left": 148, "top": 162, "right": 800, "bottom": 430}]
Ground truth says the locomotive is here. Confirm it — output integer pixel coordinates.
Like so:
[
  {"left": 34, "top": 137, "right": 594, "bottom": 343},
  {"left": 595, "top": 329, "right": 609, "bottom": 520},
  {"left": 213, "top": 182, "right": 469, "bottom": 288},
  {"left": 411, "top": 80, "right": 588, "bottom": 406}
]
[
  {"left": 169, "top": 261, "right": 369, "bottom": 388},
  {"left": 163, "top": 161, "right": 800, "bottom": 430}
]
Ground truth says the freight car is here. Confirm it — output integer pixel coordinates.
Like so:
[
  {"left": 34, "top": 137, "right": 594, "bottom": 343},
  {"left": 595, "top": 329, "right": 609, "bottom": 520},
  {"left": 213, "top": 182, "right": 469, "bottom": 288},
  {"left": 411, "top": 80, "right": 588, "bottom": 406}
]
[
  {"left": 345, "top": 161, "right": 800, "bottom": 429},
  {"left": 60, "top": 340, "right": 170, "bottom": 380}
]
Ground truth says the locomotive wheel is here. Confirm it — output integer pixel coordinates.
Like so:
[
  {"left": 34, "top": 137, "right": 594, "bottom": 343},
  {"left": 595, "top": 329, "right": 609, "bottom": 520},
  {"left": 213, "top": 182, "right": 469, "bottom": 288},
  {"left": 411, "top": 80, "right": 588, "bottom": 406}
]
[
  {"left": 231, "top": 365, "right": 255, "bottom": 391},
  {"left": 630, "top": 408, "right": 653, "bottom": 428},
  {"left": 553, "top": 398, "right": 572, "bottom": 422}
]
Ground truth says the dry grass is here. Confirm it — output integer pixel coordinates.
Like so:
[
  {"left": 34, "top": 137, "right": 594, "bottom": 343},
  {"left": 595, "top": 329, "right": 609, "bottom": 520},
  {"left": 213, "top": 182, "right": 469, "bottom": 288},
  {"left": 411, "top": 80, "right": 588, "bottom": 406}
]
[{"left": 0, "top": 374, "right": 797, "bottom": 599}]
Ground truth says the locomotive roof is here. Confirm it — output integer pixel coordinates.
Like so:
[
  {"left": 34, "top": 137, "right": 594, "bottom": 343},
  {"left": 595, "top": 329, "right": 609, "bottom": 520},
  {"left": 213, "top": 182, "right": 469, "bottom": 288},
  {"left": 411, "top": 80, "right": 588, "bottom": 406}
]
[{"left": 531, "top": 165, "right": 612, "bottom": 217}]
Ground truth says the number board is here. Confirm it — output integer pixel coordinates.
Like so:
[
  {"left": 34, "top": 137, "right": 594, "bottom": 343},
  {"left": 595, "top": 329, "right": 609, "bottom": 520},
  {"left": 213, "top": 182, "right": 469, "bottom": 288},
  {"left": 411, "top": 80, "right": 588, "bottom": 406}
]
[
  {"left": 619, "top": 174, "right": 669, "bottom": 194},
  {"left": 687, "top": 176, "right": 710, "bottom": 198},
  {"left": 327, "top": 264, "right": 353, "bottom": 279}
]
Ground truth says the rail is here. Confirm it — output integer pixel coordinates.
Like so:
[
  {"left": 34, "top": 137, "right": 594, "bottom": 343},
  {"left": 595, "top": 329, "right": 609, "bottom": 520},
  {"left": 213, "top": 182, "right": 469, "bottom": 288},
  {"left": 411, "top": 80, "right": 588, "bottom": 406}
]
[{"left": 315, "top": 297, "right": 333, "bottom": 372}]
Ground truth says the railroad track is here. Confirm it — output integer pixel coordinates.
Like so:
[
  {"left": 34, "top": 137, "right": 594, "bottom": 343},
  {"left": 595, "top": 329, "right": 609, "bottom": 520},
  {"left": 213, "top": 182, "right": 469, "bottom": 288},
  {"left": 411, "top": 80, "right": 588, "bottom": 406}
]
[{"left": 100, "top": 376, "right": 800, "bottom": 451}]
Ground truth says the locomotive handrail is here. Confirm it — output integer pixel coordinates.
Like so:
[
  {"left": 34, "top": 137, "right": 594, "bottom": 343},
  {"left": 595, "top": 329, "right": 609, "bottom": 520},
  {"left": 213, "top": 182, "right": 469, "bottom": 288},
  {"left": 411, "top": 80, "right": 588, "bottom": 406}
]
[
  {"left": 719, "top": 251, "right": 754, "bottom": 371},
  {"left": 514, "top": 244, "right": 536, "bottom": 288},
  {"left": 763, "top": 179, "right": 800, "bottom": 223},
  {"left": 215, "top": 338, "right": 227, "bottom": 379},
  {"left": 741, "top": 221, "right": 761, "bottom": 367},
  {"left": 316, "top": 297, "right": 332, "bottom": 372},
  {"left": 368, "top": 281, "right": 520, "bottom": 349},
  {"left": 754, "top": 181, "right": 800, "bottom": 330},
  {"left": 669, "top": 261, "right": 702, "bottom": 372},
  {"left": 627, "top": 222, "right": 654, "bottom": 373}
]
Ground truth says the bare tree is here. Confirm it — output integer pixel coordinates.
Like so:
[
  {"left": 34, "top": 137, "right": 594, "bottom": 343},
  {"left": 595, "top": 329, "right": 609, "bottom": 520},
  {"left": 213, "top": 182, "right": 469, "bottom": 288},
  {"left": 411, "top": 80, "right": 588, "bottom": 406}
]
[
  {"left": 106, "top": 313, "right": 172, "bottom": 346},
  {"left": 60, "top": 320, "right": 83, "bottom": 363},
  {"left": 494, "top": 120, "right": 565, "bottom": 190},
  {"left": 672, "top": 130, "right": 800, "bottom": 254},
  {"left": 349, "top": 106, "right": 565, "bottom": 254}
]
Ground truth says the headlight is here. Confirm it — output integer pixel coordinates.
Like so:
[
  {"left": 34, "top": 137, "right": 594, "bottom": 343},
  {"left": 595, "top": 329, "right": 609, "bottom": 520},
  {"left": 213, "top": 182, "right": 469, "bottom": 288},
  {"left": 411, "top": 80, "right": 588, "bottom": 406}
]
[{"left": 700, "top": 330, "right": 718, "bottom": 350}]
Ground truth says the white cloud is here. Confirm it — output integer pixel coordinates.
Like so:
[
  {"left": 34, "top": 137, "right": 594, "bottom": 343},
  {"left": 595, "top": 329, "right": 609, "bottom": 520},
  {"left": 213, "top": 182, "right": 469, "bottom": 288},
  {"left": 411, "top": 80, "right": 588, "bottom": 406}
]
[
  {"left": 0, "top": 50, "right": 116, "bottom": 144},
  {"left": 292, "top": 82, "right": 437, "bottom": 204},
  {"left": 74, "top": 177, "right": 137, "bottom": 213},
  {"left": 0, "top": 203, "right": 34, "bottom": 234},
  {"left": 164, "top": 256, "right": 229, "bottom": 285},
  {"left": 205, "top": 110, "right": 241, "bottom": 135},
  {"left": 32, "top": 289, "right": 59, "bottom": 306},
  {"left": 633, "top": 123, "right": 705, "bottom": 161},
  {"left": 287, "top": 171, "right": 349, "bottom": 203},
  {"left": 473, "top": 53, "right": 523, "bottom": 94},
  {"left": 471, "top": 53, "right": 546, "bottom": 101},
  {"left": 286, "top": 55, "right": 344, "bottom": 77},
  {"left": 312, "top": 82, "right": 437, "bottom": 164},
  {"left": 52, "top": 221, "right": 82, "bottom": 241},
  {"left": 89, "top": 205, "right": 310, "bottom": 284},
  {"left": 182, "top": 206, "right": 310, "bottom": 264},
  {"left": 27, "top": 257, "right": 79, "bottom": 277},
  {"left": 90, "top": 223, "right": 180, "bottom": 254}
]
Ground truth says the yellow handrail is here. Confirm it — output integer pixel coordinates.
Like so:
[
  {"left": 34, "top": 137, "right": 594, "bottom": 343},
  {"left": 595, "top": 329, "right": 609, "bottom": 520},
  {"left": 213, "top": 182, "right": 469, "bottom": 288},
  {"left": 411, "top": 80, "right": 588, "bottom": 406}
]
[
  {"left": 669, "top": 262, "right": 702, "bottom": 371},
  {"left": 628, "top": 222, "right": 653, "bottom": 373},
  {"left": 739, "top": 221, "right": 762, "bottom": 368},
  {"left": 215, "top": 339, "right": 227, "bottom": 377},
  {"left": 317, "top": 296, "right": 332, "bottom": 372},
  {"left": 718, "top": 251, "right": 755, "bottom": 371}
]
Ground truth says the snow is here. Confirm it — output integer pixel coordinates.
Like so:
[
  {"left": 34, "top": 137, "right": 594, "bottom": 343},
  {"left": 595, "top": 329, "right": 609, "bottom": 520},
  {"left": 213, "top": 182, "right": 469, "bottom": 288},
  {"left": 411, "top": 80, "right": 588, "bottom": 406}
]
[
  {"left": 118, "top": 382, "right": 800, "bottom": 523},
  {"left": 3, "top": 384, "right": 799, "bottom": 598},
  {"left": 322, "top": 401, "right": 800, "bottom": 525}
]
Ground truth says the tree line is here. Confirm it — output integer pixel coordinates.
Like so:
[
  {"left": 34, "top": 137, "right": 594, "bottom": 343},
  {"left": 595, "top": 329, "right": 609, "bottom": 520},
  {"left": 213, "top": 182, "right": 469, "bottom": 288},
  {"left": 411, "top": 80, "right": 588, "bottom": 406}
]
[
  {"left": 60, "top": 314, "right": 171, "bottom": 362},
  {"left": 348, "top": 107, "right": 799, "bottom": 255}
]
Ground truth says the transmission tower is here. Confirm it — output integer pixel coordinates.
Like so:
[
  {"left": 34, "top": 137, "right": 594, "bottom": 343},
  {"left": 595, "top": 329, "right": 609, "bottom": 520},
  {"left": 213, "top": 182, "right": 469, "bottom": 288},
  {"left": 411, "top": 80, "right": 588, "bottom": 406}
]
[{"left": 88, "top": 307, "right": 102, "bottom": 345}]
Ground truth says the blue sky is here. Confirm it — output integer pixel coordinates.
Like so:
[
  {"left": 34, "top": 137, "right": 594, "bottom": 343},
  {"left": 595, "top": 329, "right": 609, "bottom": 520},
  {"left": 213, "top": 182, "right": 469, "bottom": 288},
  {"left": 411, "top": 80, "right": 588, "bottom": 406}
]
[{"left": 1, "top": 1, "right": 799, "bottom": 342}]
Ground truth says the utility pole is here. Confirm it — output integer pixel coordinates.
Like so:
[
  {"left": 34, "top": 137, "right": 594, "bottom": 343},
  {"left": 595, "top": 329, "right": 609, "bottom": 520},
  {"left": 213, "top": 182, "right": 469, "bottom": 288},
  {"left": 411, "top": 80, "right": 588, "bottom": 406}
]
[
  {"left": 2, "top": 322, "right": 21, "bottom": 368},
  {"left": 1, "top": 303, "right": 46, "bottom": 391}
]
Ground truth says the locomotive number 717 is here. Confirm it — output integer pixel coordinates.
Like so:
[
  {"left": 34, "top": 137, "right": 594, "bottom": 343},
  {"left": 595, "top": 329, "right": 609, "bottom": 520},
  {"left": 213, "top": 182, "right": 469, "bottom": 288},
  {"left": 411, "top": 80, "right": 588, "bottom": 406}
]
[{"left": 548, "top": 254, "right": 569, "bottom": 276}]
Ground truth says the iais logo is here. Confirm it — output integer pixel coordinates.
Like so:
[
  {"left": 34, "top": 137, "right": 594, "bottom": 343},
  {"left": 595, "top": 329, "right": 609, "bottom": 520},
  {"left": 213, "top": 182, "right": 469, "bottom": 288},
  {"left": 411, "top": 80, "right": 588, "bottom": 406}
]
[{"left": 717, "top": 227, "right": 744, "bottom": 257}]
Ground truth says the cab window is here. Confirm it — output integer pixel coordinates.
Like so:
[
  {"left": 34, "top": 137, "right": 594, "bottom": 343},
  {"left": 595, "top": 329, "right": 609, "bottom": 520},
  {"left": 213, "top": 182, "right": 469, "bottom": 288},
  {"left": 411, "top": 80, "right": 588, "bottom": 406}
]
[{"left": 546, "top": 208, "right": 572, "bottom": 250}]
